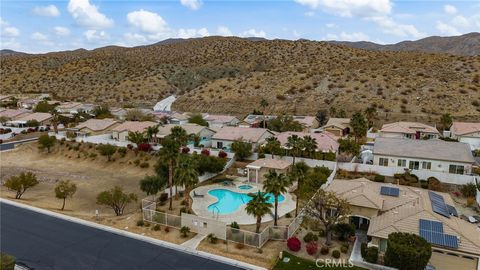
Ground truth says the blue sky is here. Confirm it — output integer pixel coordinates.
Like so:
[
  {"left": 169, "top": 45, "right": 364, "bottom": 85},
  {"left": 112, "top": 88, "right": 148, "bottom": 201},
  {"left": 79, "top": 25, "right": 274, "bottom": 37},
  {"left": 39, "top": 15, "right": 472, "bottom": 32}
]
[{"left": 1, "top": 0, "right": 479, "bottom": 53}]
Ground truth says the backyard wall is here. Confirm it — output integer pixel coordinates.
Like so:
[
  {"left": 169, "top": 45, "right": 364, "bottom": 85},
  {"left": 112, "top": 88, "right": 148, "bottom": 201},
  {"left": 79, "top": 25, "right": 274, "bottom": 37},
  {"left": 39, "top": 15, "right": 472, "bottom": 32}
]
[{"left": 181, "top": 213, "right": 227, "bottom": 239}]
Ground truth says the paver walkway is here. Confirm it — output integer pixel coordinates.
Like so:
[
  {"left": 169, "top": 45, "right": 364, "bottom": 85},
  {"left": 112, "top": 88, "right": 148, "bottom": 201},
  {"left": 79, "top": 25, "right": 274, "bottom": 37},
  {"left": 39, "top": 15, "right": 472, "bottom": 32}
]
[{"left": 181, "top": 234, "right": 208, "bottom": 249}]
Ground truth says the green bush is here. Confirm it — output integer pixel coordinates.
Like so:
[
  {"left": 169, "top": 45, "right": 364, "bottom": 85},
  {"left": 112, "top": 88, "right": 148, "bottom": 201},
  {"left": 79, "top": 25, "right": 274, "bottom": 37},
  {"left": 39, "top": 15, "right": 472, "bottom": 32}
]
[
  {"left": 139, "top": 162, "right": 149, "bottom": 168},
  {"left": 340, "top": 246, "right": 348, "bottom": 253},
  {"left": 365, "top": 246, "right": 378, "bottom": 263},
  {"left": 153, "top": 224, "right": 161, "bottom": 231},
  {"left": 320, "top": 246, "right": 329, "bottom": 255},
  {"left": 136, "top": 220, "right": 144, "bottom": 226},
  {"left": 180, "top": 226, "right": 190, "bottom": 237},
  {"left": 332, "top": 250, "right": 341, "bottom": 259},
  {"left": 384, "top": 232, "right": 432, "bottom": 270},
  {"left": 303, "top": 232, "right": 319, "bottom": 243},
  {"left": 118, "top": 147, "right": 127, "bottom": 157},
  {"left": 207, "top": 233, "right": 218, "bottom": 244},
  {"left": 460, "top": 183, "right": 477, "bottom": 198},
  {"left": 360, "top": 243, "right": 368, "bottom": 258},
  {"left": 332, "top": 223, "right": 355, "bottom": 241},
  {"left": 230, "top": 221, "right": 240, "bottom": 229},
  {"left": 0, "top": 253, "right": 15, "bottom": 270},
  {"left": 373, "top": 174, "right": 385, "bottom": 182}
]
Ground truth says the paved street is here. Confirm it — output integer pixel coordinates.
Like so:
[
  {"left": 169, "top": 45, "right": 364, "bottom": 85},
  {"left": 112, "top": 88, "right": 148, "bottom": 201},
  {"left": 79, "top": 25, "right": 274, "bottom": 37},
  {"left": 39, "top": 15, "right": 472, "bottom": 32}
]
[{"left": 0, "top": 202, "right": 243, "bottom": 270}]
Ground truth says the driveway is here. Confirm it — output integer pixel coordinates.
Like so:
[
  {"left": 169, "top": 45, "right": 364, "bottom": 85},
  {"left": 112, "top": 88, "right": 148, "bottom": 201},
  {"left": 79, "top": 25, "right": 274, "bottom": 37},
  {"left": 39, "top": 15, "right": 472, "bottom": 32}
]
[{"left": 1, "top": 202, "right": 243, "bottom": 270}]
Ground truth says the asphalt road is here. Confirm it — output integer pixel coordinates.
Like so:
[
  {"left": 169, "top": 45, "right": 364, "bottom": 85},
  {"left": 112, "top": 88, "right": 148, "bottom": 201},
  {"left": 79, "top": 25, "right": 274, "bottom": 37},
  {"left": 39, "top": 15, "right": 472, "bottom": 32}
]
[{"left": 0, "top": 203, "right": 243, "bottom": 270}]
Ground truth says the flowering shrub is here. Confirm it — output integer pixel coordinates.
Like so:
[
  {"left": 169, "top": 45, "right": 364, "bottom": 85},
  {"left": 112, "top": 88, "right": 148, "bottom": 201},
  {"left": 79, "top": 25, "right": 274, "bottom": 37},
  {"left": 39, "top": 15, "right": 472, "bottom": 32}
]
[
  {"left": 306, "top": 241, "right": 318, "bottom": 255},
  {"left": 201, "top": 148, "right": 210, "bottom": 156},
  {"left": 182, "top": 147, "right": 190, "bottom": 153},
  {"left": 287, "top": 236, "right": 301, "bottom": 252},
  {"left": 218, "top": 150, "right": 227, "bottom": 158},
  {"left": 138, "top": 143, "right": 152, "bottom": 152}
]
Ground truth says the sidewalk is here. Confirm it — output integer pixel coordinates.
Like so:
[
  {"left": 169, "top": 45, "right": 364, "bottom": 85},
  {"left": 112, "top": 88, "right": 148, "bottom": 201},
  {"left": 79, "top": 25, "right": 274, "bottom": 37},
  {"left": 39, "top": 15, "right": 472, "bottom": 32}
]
[
  {"left": 350, "top": 231, "right": 397, "bottom": 270},
  {"left": 182, "top": 234, "right": 208, "bottom": 249}
]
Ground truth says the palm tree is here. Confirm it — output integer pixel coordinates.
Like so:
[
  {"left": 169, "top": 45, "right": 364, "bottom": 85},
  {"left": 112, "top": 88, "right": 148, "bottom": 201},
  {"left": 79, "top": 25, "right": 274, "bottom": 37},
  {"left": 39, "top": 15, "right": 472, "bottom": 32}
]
[
  {"left": 260, "top": 99, "right": 269, "bottom": 128},
  {"left": 50, "top": 109, "right": 59, "bottom": 134},
  {"left": 263, "top": 170, "right": 291, "bottom": 226},
  {"left": 174, "top": 155, "right": 199, "bottom": 208},
  {"left": 158, "top": 137, "right": 181, "bottom": 210},
  {"left": 146, "top": 125, "right": 160, "bottom": 143},
  {"left": 127, "top": 131, "right": 145, "bottom": 145},
  {"left": 286, "top": 135, "right": 303, "bottom": 164},
  {"left": 264, "top": 137, "right": 281, "bottom": 158},
  {"left": 364, "top": 106, "right": 377, "bottom": 128},
  {"left": 301, "top": 136, "right": 317, "bottom": 158},
  {"left": 245, "top": 191, "right": 273, "bottom": 233},
  {"left": 189, "top": 133, "right": 201, "bottom": 147},
  {"left": 170, "top": 126, "right": 189, "bottom": 146},
  {"left": 440, "top": 113, "right": 452, "bottom": 131},
  {"left": 289, "top": 161, "right": 310, "bottom": 217}
]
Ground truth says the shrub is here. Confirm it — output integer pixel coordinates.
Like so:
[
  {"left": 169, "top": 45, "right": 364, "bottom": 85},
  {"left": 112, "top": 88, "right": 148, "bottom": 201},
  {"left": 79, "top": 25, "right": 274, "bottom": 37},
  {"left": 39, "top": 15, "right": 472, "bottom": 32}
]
[
  {"left": 332, "top": 250, "right": 341, "bottom": 259},
  {"left": 320, "top": 246, "right": 329, "bottom": 255},
  {"left": 138, "top": 143, "right": 152, "bottom": 152},
  {"left": 384, "top": 232, "right": 431, "bottom": 270},
  {"left": 180, "top": 226, "right": 190, "bottom": 237},
  {"left": 207, "top": 233, "right": 218, "bottom": 244},
  {"left": 201, "top": 148, "right": 210, "bottom": 156},
  {"left": 230, "top": 140, "right": 252, "bottom": 161},
  {"left": 460, "top": 183, "right": 477, "bottom": 198},
  {"left": 118, "top": 147, "right": 127, "bottom": 157},
  {"left": 287, "top": 236, "right": 301, "bottom": 252},
  {"left": 373, "top": 174, "right": 385, "bottom": 182},
  {"left": 164, "top": 226, "right": 170, "bottom": 233},
  {"left": 340, "top": 246, "right": 348, "bottom": 253},
  {"left": 139, "top": 162, "right": 149, "bottom": 168},
  {"left": 332, "top": 223, "right": 355, "bottom": 241},
  {"left": 303, "top": 232, "right": 319, "bottom": 243},
  {"left": 0, "top": 253, "right": 15, "bottom": 270},
  {"left": 158, "top": 193, "right": 168, "bottom": 205},
  {"left": 153, "top": 224, "right": 161, "bottom": 231},
  {"left": 306, "top": 241, "right": 318, "bottom": 255},
  {"left": 365, "top": 246, "right": 379, "bottom": 263},
  {"left": 235, "top": 243, "right": 245, "bottom": 249},
  {"left": 230, "top": 221, "right": 240, "bottom": 229},
  {"left": 285, "top": 212, "right": 292, "bottom": 218},
  {"left": 360, "top": 243, "right": 368, "bottom": 258},
  {"left": 136, "top": 220, "right": 144, "bottom": 226},
  {"left": 218, "top": 150, "right": 227, "bottom": 158},
  {"left": 181, "top": 147, "right": 190, "bottom": 153},
  {"left": 134, "top": 159, "right": 141, "bottom": 166},
  {"left": 318, "top": 229, "right": 326, "bottom": 237}
]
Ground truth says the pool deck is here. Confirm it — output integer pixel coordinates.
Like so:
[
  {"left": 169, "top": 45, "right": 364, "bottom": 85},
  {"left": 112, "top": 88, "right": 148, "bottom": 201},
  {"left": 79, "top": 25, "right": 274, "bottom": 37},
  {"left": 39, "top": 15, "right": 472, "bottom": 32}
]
[{"left": 190, "top": 180, "right": 296, "bottom": 225}]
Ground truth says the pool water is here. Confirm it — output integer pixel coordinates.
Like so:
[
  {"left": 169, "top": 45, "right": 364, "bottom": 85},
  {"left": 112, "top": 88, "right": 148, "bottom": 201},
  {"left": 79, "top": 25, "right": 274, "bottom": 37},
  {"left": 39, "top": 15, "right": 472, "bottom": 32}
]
[
  {"left": 238, "top": 185, "right": 253, "bottom": 190},
  {"left": 207, "top": 189, "right": 285, "bottom": 215}
]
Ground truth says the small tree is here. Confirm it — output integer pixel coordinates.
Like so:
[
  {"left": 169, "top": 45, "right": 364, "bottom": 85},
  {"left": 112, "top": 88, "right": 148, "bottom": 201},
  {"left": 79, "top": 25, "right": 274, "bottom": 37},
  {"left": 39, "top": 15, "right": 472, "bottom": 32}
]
[
  {"left": 230, "top": 140, "right": 253, "bottom": 161},
  {"left": 315, "top": 110, "right": 328, "bottom": 126},
  {"left": 439, "top": 113, "right": 452, "bottom": 131},
  {"left": 26, "top": 119, "right": 40, "bottom": 127},
  {"left": 97, "top": 144, "right": 117, "bottom": 161},
  {"left": 96, "top": 186, "right": 138, "bottom": 216},
  {"left": 188, "top": 113, "right": 208, "bottom": 126},
  {"left": 384, "top": 232, "right": 432, "bottom": 270},
  {"left": 338, "top": 138, "right": 360, "bottom": 156},
  {"left": 127, "top": 131, "right": 146, "bottom": 145},
  {"left": 350, "top": 112, "right": 368, "bottom": 142},
  {"left": 54, "top": 180, "right": 77, "bottom": 210},
  {"left": 180, "top": 226, "right": 191, "bottom": 237},
  {"left": 4, "top": 172, "right": 39, "bottom": 199},
  {"left": 304, "top": 190, "right": 350, "bottom": 245},
  {"left": 38, "top": 135, "right": 56, "bottom": 153},
  {"left": 264, "top": 137, "right": 282, "bottom": 158}
]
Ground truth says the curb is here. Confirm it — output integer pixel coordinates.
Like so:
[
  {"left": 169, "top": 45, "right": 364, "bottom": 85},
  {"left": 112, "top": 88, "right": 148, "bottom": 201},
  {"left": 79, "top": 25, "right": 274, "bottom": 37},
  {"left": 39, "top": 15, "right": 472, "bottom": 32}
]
[{"left": 0, "top": 199, "right": 266, "bottom": 270}]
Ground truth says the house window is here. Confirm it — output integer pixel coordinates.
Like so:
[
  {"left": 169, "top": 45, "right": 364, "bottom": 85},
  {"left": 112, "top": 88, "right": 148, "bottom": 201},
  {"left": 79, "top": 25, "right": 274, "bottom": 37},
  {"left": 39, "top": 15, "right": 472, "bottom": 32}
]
[
  {"left": 449, "top": 165, "right": 464, "bottom": 174},
  {"left": 421, "top": 161, "right": 431, "bottom": 170},
  {"left": 405, "top": 134, "right": 413, "bottom": 139},
  {"left": 379, "top": 158, "right": 389, "bottom": 166},
  {"left": 379, "top": 239, "right": 388, "bottom": 252},
  {"left": 217, "top": 141, "right": 223, "bottom": 149},
  {"left": 409, "top": 161, "right": 419, "bottom": 170},
  {"left": 397, "top": 159, "right": 407, "bottom": 167}
]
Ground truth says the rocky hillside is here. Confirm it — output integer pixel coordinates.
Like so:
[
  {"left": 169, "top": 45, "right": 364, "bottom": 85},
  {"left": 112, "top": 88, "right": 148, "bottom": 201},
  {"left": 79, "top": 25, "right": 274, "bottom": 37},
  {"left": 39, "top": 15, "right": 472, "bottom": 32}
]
[
  {"left": 331, "top": 32, "right": 480, "bottom": 56},
  {"left": 1, "top": 37, "right": 479, "bottom": 121}
]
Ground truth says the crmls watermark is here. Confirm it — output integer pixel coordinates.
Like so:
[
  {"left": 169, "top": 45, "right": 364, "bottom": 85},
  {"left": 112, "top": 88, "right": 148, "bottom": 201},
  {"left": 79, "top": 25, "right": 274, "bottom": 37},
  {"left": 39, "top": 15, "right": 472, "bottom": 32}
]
[{"left": 315, "top": 259, "right": 355, "bottom": 268}]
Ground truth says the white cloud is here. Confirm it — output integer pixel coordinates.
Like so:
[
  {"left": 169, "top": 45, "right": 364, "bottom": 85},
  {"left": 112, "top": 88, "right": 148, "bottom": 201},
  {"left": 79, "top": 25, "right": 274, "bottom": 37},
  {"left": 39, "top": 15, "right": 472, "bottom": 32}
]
[
  {"left": 240, "top": 29, "right": 266, "bottom": 38},
  {"left": 294, "top": 0, "right": 392, "bottom": 18},
  {"left": 293, "top": 30, "right": 301, "bottom": 37},
  {"left": 368, "top": 16, "right": 424, "bottom": 38},
  {"left": 216, "top": 26, "right": 232, "bottom": 36},
  {"left": 54, "top": 26, "right": 71, "bottom": 36},
  {"left": 32, "top": 5, "right": 60, "bottom": 17},
  {"left": 180, "top": 0, "right": 203, "bottom": 10},
  {"left": 31, "top": 32, "right": 48, "bottom": 41},
  {"left": 3, "top": 26, "right": 20, "bottom": 37},
  {"left": 451, "top": 15, "right": 470, "bottom": 28},
  {"left": 325, "top": 23, "right": 335, "bottom": 28},
  {"left": 127, "top": 9, "right": 168, "bottom": 34},
  {"left": 84, "top": 29, "right": 109, "bottom": 42},
  {"left": 122, "top": 32, "right": 148, "bottom": 46},
  {"left": 177, "top": 28, "right": 209, "bottom": 38},
  {"left": 304, "top": 11, "right": 315, "bottom": 17},
  {"left": 67, "top": 0, "right": 113, "bottom": 29},
  {"left": 325, "top": 31, "right": 369, "bottom": 41},
  {"left": 436, "top": 21, "right": 460, "bottom": 36},
  {"left": 443, "top": 4, "right": 457, "bottom": 15}
]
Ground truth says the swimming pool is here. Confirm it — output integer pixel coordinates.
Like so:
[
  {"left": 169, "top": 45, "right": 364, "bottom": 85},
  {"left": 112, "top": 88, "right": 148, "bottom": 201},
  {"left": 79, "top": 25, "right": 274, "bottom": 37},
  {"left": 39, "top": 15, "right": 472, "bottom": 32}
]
[
  {"left": 207, "top": 189, "right": 285, "bottom": 215},
  {"left": 238, "top": 185, "right": 253, "bottom": 190}
]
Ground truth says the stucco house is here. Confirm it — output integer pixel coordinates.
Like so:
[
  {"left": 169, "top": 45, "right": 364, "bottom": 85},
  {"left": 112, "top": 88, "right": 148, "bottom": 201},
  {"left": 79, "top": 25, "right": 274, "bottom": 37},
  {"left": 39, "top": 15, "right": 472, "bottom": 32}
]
[
  {"left": 243, "top": 114, "right": 277, "bottom": 128},
  {"left": 246, "top": 158, "right": 291, "bottom": 183},
  {"left": 322, "top": 118, "right": 351, "bottom": 137},
  {"left": 327, "top": 178, "right": 480, "bottom": 270},
  {"left": 111, "top": 121, "right": 158, "bottom": 142},
  {"left": 169, "top": 112, "right": 189, "bottom": 125},
  {"left": 275, "top": 131, "right": 339, "bottom": 153},
  {"left": 379, "top": 121, "right": 440, "bottom": 139},
  {"left": 73, "top": 119, "right": 119, "bottom": 136},
  {"left": 211, "top": 126, "right": 274, "bottom": 151},
  {"left": 0, "top": 108, "right": 31, "bottom": 120},
  {"left": 450, "top": 122, "right": 480, "bottom": 150},
  {"left": 373, "top": 138, "right": 475, "bottom": 175},
  {"left": 15, "top": 112, "right": 53, "bottom": 126},
  {"left": 292, "top": 115, "right": 320, "bottom": 130},
  {"left": 203, "top": 114, "right": 240, "bottom": 128}
]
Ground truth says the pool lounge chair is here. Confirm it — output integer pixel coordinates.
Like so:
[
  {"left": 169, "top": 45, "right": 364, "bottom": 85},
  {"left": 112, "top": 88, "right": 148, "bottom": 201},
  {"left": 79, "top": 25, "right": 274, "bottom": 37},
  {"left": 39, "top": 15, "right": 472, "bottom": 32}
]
[{"left": 193, "top": 191, "right": 204, "bottom": 198}]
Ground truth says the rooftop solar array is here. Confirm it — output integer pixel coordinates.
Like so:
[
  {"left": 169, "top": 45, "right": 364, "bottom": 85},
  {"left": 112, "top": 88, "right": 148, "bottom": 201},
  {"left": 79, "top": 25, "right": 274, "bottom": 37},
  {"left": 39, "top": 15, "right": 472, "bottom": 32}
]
[
  {"left": 428, "top": 191, "right": 450, "bottom": 218},
  {"left": 419, "top": 219, "right": 459, "bottom": 249},
  {"left": 446, "top": 204, "right": 458, "bottom": 217},
  {"left": 380, "top": 186, "right": 400, "bottom": 197}
]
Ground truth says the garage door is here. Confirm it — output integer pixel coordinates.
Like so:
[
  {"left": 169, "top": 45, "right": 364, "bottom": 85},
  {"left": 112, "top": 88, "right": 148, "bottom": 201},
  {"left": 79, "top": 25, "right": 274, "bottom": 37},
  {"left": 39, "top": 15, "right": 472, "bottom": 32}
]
[{"left": 430, "top": 250, "right": 478, "bottom": 270}]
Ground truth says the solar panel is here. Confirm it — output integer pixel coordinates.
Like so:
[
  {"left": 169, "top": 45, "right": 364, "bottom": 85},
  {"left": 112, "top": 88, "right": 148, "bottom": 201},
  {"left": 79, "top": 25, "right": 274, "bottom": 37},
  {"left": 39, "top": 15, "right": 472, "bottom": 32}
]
[
  {"left": 419, "top": 219, "right": 458, "bottom": 249},
  {"left": 428, "top": 191, "right": 450, "bottom": 218},
  {"left": 446, "top": 204, "right": 458, "bottom": 217},
  {"left": 380, "top": 186, "right": 400, "bottom": 197}
]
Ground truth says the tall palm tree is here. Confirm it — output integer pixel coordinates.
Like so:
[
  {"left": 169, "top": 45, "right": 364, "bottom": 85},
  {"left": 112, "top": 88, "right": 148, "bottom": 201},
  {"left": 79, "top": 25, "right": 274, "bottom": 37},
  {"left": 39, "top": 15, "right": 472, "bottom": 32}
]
[
  {"left": 286, "top": 134, "right": 303, "bottom": 164},
  {"left": 260, "top": 99, "right": 269, "bottom": 128},
  {"left": 263, "top": 170, "right": 291, "bottom": 226},
  {"left": 174, "top": 155, "right": 199, "bottom": 208},
  {"left": 50, "top": 109, "right": 59, "bottom": 134},
  {"left": 146, "top": 125, "right": 160, "bottom": 143},
  {"left": 364, "top": 106, "right": 377, "bottom": 128},
  {"left": 245, "top": 191, "right": 273, "bottom": 233},
  {"left": 170, "top": 126, "right": 189, "bottom": 146},
  {"left": 158, "top": 137, "right": 181, "bottom": 210},
  {"left": 301, "top": 136, "right": 317, "bottom": 158},
  {"left": 289, "top": 161, "right": 310, "bottom": 217},
  {"left": 264, "top": 136, "right": 281, "bottom": 158}
]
